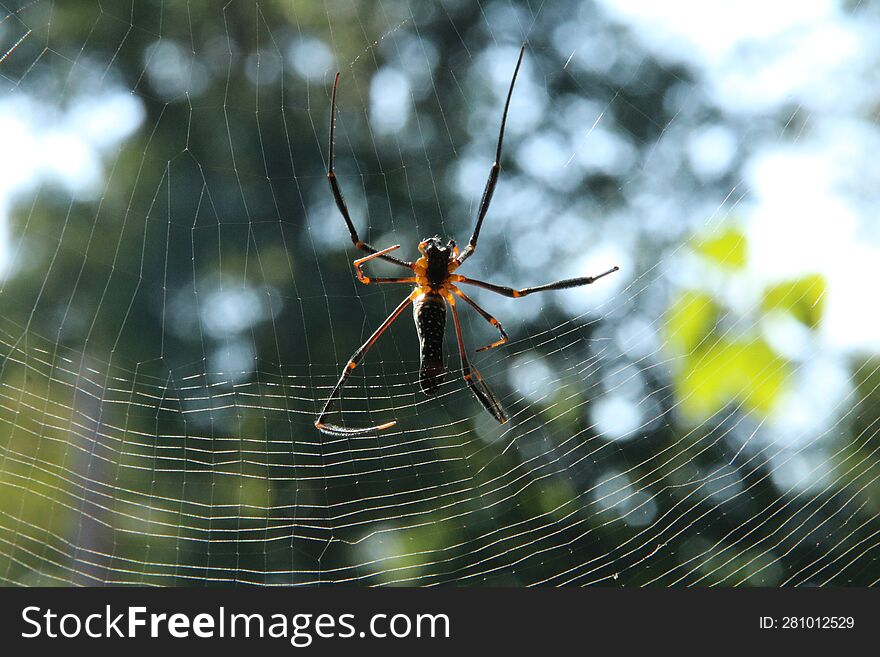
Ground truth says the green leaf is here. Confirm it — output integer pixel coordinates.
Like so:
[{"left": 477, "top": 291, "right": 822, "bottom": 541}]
[
  {"left": 675, "top": 338, "right": 789, "bottom": 420},
  {"left": 665, "top": 290, "right": 718, "bottom": 352},
  {"left": 692, "top": 228, "right": 747, "bottom": 269},
  {"left": 761, "top": 274, "right": 827, "bottom": 329}
]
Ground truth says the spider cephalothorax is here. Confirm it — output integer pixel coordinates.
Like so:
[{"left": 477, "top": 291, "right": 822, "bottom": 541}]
[
  {"left": 416, "top": 237, "right": 458, "bottom": 292},
  {"left": 315, "top": 46, "right": 619, "bottom": 436}
]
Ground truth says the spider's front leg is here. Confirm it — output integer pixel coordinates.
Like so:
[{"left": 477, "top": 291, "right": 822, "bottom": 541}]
[
  {"left": 457, "top": 45, "right": 525, "bottom": 266},
  {"left": 328, "top": 73, "right": 413, "bottom": 270}
]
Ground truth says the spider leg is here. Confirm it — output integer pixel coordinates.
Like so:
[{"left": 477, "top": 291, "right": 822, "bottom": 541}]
[
  {"left": 329, "top": 72, "right": 413, "bottom": 270},
  {"left": 454, "top": 266, "right": 619, "bottom": 298},
  {"left": 354, "top": 244, "right": 417, "bottom": 285},
  {"left": 315, "top": 291, "right": 416, "bottom": 436},
  {"left": 447, "top": 294, "right": 508, "bottom": 424},
  {"left": 451, "top": 286, "right": 509, "bottom": 352},
  {"left": 457, "top": 45, "right": 525, "bottom": 266}
]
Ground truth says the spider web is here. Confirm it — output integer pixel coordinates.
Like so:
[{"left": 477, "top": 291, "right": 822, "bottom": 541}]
[{"left": 1, "top": 0, "right": 879, "bottom": 586}]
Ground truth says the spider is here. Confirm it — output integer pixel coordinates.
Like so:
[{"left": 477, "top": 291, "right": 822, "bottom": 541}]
[{"left": 315, "top": 46, "right": 619, "bottom": 436}]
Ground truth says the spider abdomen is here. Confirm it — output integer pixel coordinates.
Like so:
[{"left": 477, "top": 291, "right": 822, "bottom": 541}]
[{"left": 413, "top": 292, "right": 446, "bottom": 395}]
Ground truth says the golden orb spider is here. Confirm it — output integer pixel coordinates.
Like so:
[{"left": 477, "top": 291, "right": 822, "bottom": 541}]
[{"left": 315, "top": 46, "right": 619, "bottom": 436}]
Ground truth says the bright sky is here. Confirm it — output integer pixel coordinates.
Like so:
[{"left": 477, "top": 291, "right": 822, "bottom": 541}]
[{"left": 596, "top": 0, "right": 880, "bottom": 352}]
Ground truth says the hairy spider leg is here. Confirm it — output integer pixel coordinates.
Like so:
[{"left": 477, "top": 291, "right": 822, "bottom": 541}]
[
  {"left": 447, "top": 293, "right": 508, "bottom": 424},
  {"left": 450, "top": 286, "right": 509, "bottom": 352},
  {"left": 453, "top": 266, "right": 619, "bottom": 298},
  {"left": 314, "top": 291, "right": 417, "bottom": 436},
  {"left": 328, "top": 72, "right": 413, "bottom": 270},
  {"left": 457, "top": 44, "right": 526, "bottom": 267}
]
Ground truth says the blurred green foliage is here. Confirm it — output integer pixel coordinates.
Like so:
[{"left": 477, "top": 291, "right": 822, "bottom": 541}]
[
  {"left": 665, "top": 290, "right": 718, "bottom": 353},
  {"left": 675, "top": 337, "right": 789, "bottom": 419},
  {"left": 666, "top": 232, "right": 829, "bottom": 422},
  {"left": 691, "top": 228, "right": 748, "bottom": 270},
  {"left": 762, "top": 274, "right": 826, "bottom": 329}
]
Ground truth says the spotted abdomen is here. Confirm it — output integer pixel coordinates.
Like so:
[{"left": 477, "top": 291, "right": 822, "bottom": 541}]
[{"left": 413, "top": 292, "right": 446, "bottom": 395}]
